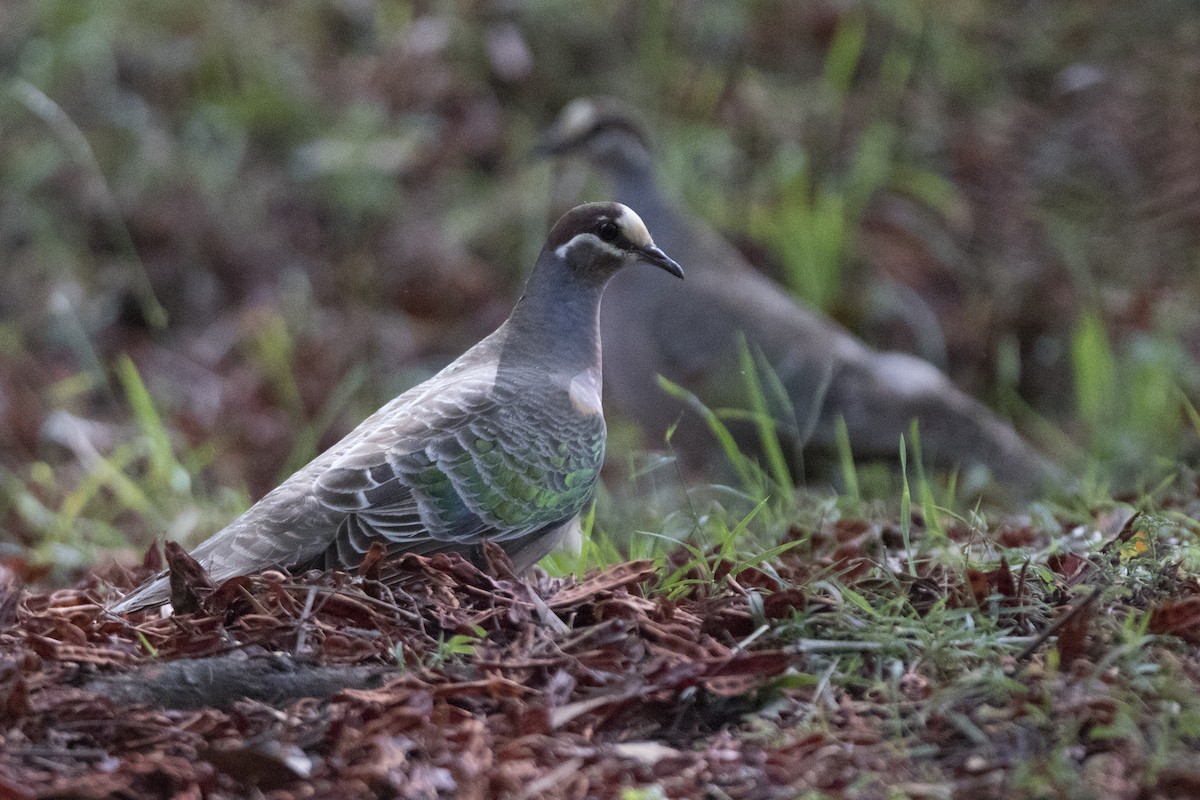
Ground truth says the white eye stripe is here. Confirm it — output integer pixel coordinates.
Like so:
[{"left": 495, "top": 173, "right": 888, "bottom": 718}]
[{"left": 555, "top": 232, "right": 625, "bottom": 261}]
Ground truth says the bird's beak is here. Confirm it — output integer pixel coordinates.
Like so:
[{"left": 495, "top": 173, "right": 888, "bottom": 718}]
[{"left": 634, "top": 244, "right": 684, "bottom": 279}]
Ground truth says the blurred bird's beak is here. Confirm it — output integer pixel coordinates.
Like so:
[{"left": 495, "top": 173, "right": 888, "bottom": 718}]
[{"left": 635, "top": 244, "right": 684, "bottom": 279}]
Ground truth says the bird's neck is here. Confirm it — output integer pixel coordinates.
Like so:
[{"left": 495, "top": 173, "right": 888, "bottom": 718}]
[
  {"left": 609, "top": 161, "right": 655, "bottom": 204},
  {"left": 500, "top": 260, "right": 607, "bottom": 376},
  {"left": 605, "top": 157, "right": 678, "bottom": 249}
]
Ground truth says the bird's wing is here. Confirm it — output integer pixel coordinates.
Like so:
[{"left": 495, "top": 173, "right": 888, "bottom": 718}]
[
  {"left": 108, "top": 359, "right": 501, "bottom": 612},
  {"left": 109, "top": 364, "right": 606, "bottom": 612},
  {"left": 313, "top": 372, "right": 606, "bottom": 567}
]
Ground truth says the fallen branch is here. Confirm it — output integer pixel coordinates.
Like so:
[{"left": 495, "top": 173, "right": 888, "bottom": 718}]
[{"left": 80, "top": 652, "right": 389, "bottom": 709}]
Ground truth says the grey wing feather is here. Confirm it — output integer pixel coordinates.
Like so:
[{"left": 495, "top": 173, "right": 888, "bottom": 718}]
[{"left": 108, "top": 354, "right": 597, "bottom": 612}]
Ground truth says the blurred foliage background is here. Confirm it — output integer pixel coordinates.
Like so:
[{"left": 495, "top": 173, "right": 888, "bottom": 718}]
[{"left": 2, "top": 0, "right": 1200, "bottom": 574}]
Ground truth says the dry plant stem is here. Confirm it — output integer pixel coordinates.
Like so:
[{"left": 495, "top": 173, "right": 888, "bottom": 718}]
[
  {"left": 294, "top": 586, "right": 318, "bottom": 655},
  {"left": 280, "top": 583, "right": 425, "bottom": 624}
]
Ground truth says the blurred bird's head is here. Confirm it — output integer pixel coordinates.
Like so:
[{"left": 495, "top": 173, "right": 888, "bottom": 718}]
[
  {"left": 544, "top": 202, "right": 682, "bottom": 284},
  {"left": 536, "top": 98, "right": 653, "bottom": 174}
]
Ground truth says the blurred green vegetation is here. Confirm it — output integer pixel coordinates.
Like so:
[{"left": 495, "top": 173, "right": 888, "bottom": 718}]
[{"left": 0, "top": 0, "right": 1199, "bottom": 573}]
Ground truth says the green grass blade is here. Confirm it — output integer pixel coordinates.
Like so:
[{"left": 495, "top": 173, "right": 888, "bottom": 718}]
[
  {"left": 115, "top": 355, "right": 177, "bottom": 490},
  {"left": 823, "top": 6, "right": 866, "bottom": 99},
  {"left": 1072, "top": 310, "right": 1117, "bottom": 434},
  {"left": 657, "top": 375, "right": 758, "bottom": 491},
  {"left": 735, "top": 334, "right": 793, "bottom": 496},
  {"left": 835, "top": 415, "right": 860, "bottom": 504},
  {"left": 908, "top": 419, "right": 945, "bottom": 542},
  {"left": 899, "top": 434, "right": 916, "bottom": 576}
]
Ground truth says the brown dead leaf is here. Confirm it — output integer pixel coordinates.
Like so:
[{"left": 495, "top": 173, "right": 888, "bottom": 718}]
[
  {"left": 165, "top": 540, "right": 214, "bottom": 614},
  {"left": 206, "top": 575, "right": 258, "bottom": 616},
  {"left": 1155, "top": 765, "right": 1200, "bottom": 798},
  {"left": 547, "top": 560, "right": 656, "bottom": 609},
  {"left": 0, "top": 773, "right": 35, "bottom": 800},
  {"left": 966, "top": 568, "right": 989, "bottom": 607},
  {"left": 991, "top": 556, "right": 1017, "bottom": 600},
  {"left": 141, "top": 539, "right": 164, "bottom": 572},
  {"left": 0, "top": 651, "right": 29, "bottom": 721},
  {"left": 358, "top": 541, "right": 388, "bottom": 581},
  {"left": 481, "top": 540, "right": 519, "bottom": 581},
  {"left": 1056, "top": 593, "right": 1099, "bottom": 668},
  {"left": 311, "top": 591, "right": 378, "bottom": 627},
  {"left": 1149, "top": 597, "right": 1200, "bottom": 645},
  {"left": 761, "top": 588, "right": 806, "bottom": 619},
  {"left": 430, "top": 676, "right": 527, "bottom": 699},
  {"left": 0, "top": 556, "right": 51, "bottom": 585},
  {"left": 995, "top": 522, "right": 1044, "bottom": 548},
  {"left": 203, "top": 740, "right": 313, "bottom": 788},
  {"left": 550, "top": 687, "right": 642, "bottom": 729},
  {"left": 1047, "top": 552, "right": 1092, "bottom": 585}
]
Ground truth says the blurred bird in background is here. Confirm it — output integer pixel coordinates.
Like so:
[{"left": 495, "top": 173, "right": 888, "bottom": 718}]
[{"left": 539, "top": 98, "right": 1060, "bottom": 500}]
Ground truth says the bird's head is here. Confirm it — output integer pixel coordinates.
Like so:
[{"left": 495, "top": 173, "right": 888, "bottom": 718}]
[
  {"left": 536, "top": 98, "right": 652, "bottom": 173},
  {"left": 546, "top": 202, "right": 683, "bottom": 283}
]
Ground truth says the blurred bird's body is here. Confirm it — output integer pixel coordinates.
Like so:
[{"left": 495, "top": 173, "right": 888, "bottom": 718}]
[
  {"left": 111, "top": 202, "right": 683, "bottom": 613},
  {"left": 541, "top": 99, "right": 1058, "bottom": 496}
]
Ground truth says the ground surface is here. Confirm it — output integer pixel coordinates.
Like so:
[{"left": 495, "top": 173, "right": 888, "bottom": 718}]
[
  {"left": 6, "top": 492, "right": 1200, "bottom": 799},
  {"left": 3, "top": 2, "right": 1200, "bottom": 798}
]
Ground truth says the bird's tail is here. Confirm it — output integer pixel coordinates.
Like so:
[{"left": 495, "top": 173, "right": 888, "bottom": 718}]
[{"left": 107, "top": 573, "right": 171, "bottom": 614}]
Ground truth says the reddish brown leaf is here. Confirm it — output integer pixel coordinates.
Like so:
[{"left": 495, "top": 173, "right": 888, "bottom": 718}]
[
  {"left": 758, "top": 587, "right": 806, "bottom": 618},
  {"left": 141, "top": 539, "right": 164, "bottom": 572},
  {"left": 311, "top": 592, "right": 378, "bottom": 627},
  {"left": 991, "top": 556, "right": 1016, "bottom": 599},
  {"left": 0, "top": 557, "right": 51, "bottom": 585},
  {"left": 203, "top": 740, "right": 312, "bottom": 789},
  {"left": 702, "top": 652, "right": 791, "bottom": 697},
  {"left": 547, "top": 560, "right": 656, "bottom": 609},
  {"left": 481, "top": 540, "right": 519, "bottom": 581},
  {"left": 0, "top": 652, "right": 29, "bottom": 721},
  {"left": 1056, "top": 595, "right": 1098, "bottom": 667},
  {"left": 966, "top": 568, "right": 989, "bottom": 606},
  {"left": 1149, "top": 597, "right": 1200, "bottom": 645},
  {"left": 1047, "top": 552, "right": 1092, "bottom": 585},
  {"left": 516, "top": 706, "right": 551, "bottom": 736},
  {"left": 995, "top": 523, "right": 1043, "bottom": 548},
  {"left": 165, "top": 540, "right": 214, "bottom": 614},
  {"left": 1155, "top": 765, "right": 1200, "bottom": 798},
  {"left": 358, "top": 541, "right": 388, "bottom": 581},
  {"left": 207, "top": 575, "right": 257, "bottom": 616},
  {"left": 0, "top": 773, "right": 35, "bottom": 800}
]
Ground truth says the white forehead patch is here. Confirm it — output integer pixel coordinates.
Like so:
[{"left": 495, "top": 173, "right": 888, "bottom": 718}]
[
  {"left": 615, "top": 204, "right": 652, "bottom": 247},
  {"left": 558, "top": 98, "right": 598, "bottom": 139}
]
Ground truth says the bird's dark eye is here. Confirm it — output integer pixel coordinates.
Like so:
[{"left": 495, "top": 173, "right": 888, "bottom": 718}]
[{"left": 596, "top": 220, "right": 620, "bottom": 243}]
